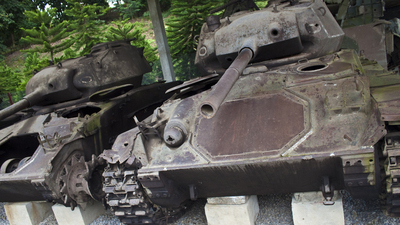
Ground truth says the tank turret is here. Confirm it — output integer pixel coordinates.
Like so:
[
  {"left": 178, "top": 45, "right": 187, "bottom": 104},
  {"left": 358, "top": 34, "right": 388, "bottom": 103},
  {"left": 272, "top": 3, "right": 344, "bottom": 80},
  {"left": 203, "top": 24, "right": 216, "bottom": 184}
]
[{"left": 0, "top": 40, "right": 151, "bottom": 121}]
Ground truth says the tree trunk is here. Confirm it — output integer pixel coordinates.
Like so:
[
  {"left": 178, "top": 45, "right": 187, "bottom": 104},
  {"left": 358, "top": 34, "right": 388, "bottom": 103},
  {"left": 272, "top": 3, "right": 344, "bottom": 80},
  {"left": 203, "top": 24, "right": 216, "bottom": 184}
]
[{"left": 11, "top": 32, "right": 15, "bottom": 47}]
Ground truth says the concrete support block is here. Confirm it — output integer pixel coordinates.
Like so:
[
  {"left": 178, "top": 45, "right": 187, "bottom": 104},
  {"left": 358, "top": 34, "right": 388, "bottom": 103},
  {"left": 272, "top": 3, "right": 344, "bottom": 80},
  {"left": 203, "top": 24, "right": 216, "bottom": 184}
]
[
  {"left": 4, "top": 201, "right": 53, "bottom": 225},
  {"left": 205, "top": 195, "right": 259, "bottom": 225},
  {"left": 52, "top": 200, "right": 105, "bottom": 225},
  {"left": 292, "top": 191, "right": 344, "bottom": 225}
]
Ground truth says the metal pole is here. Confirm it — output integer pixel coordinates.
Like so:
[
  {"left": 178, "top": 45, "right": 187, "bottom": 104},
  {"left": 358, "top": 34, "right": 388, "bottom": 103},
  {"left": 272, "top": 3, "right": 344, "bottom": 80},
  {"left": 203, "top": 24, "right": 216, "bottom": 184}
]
[{"left": 147, "top": 0, "right": 176, "bottom": 82}]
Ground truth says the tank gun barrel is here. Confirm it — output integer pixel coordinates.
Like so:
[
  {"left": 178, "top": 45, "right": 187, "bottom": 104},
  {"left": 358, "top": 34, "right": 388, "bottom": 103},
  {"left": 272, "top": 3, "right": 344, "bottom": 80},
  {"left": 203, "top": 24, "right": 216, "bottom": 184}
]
[
  {"left": 0, "top": 90, "right": 43, "bottom": 121},
  {"left": 200, "top": 48, "right": 253, "bottom": 118}
]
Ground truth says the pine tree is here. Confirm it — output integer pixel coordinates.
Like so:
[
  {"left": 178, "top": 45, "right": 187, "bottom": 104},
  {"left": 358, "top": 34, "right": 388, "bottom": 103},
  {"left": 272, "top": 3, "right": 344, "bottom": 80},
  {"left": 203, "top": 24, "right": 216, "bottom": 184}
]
[
  {"left": 23, "top": 9, "right": 53, "bottom": 27},
  {"left": 65, "top": 0, "right": 108, "bottom": 56},
  {"left": 167, "top": 1, "right": 221, "bottom": 57},
  {"left": 166, "top": 0, "right": 225, "bottom": 80},
  {"left": 104, "top": 19, "right": 157, "bottom": 62},
  {"left": 20, "top": 9, "right": 73, "bottom": 61}
]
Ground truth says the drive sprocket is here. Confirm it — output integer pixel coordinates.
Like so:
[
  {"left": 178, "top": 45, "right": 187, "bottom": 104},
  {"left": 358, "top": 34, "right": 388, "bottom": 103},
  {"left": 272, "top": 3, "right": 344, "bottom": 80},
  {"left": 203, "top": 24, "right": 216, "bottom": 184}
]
[{"left": 58, "top": 153, "right": 103, "bottom": 209}]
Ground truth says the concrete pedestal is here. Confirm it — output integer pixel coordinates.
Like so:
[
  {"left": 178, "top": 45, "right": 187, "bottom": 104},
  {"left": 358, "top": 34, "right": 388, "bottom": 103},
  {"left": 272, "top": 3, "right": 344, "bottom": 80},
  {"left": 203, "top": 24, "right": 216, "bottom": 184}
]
[
  {"left": 52, "top": 200, "right": 105, "bottom": 225},
  {"left": 4, "top": 201, "right": 53, "bottom": 225},
  {"left": 205, "top": 195, "right": 259, "bottom": 225},
  {"left": 292, "top": 191, "right": 344, "bottom": 225}
]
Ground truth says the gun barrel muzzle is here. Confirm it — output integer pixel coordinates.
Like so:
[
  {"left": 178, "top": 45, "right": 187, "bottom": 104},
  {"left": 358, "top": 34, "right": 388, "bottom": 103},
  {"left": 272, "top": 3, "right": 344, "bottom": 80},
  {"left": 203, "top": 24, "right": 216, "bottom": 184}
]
[{"left": 200, "top": 48, "right": 253, "bottom": 118}]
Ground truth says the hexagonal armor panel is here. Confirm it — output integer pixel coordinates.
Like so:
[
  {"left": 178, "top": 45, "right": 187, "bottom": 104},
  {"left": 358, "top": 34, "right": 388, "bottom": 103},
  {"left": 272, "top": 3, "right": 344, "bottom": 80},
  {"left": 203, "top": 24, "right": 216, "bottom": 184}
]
[{"left": 196, "top": 93, "right": 305, "bottom": 159}]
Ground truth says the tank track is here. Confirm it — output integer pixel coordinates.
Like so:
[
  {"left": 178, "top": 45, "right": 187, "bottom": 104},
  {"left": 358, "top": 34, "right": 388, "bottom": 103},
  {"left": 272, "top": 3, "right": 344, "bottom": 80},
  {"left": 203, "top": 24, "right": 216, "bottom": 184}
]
[
  {"left": 102, "top": 161, "right": 184, "bottom": 225},
  {"left": 384, "top": 135, "right": 400, "bottom": 217}
]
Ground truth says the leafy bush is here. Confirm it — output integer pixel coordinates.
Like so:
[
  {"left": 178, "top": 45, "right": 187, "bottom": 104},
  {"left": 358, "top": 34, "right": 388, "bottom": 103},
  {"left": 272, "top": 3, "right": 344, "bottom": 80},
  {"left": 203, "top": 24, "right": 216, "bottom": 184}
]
[{"left": 0, "top": 63, "right": 21, "bottom": 93}]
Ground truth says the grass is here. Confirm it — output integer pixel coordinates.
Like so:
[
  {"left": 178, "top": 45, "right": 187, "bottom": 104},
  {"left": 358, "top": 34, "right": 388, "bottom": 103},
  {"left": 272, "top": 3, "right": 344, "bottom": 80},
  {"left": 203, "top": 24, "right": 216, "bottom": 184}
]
[{"left": 4, "top": 51, "right": 27, "bottom": 71}]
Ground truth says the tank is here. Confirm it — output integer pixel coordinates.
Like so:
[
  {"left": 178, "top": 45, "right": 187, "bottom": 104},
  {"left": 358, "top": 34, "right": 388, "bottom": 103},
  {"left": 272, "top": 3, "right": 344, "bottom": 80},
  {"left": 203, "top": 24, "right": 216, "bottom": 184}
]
[
  {"left": 2, "top": 0, "right": 400, "bottom": 224},
  {"left": 0, "top": 40, "right": 180, "bottom": 209},
  {"left": 97, "top": 0, "right": 400, "bottom": 224}
]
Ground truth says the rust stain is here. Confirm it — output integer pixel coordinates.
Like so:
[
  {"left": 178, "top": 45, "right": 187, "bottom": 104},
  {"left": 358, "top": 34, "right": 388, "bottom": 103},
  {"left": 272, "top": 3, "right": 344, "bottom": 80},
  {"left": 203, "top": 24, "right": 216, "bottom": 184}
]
[{"left": 197, "top": 94, "right": 305, "bottom": 156}]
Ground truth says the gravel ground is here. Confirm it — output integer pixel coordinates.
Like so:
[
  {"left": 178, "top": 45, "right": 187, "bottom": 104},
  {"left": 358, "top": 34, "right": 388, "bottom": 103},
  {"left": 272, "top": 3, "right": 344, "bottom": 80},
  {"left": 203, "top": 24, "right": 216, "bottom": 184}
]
[{"left": 1, "top": 191, "right": 400, "bottom": 225}]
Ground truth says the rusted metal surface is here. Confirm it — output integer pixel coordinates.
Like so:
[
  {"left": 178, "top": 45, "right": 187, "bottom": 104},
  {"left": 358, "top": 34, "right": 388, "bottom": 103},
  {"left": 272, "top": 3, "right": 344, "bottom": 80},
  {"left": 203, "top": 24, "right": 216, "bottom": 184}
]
[
  {"left": 0, "top": 40, "right": 151, "bottom": 121},
  {"left": 200, "top": 48, "right": 253, "bottom": 118},
  {"left": 5, "top": 0, "right": 400, "bottom": 224},
  {"left": 195, "top": 0, "right": 344, "bottom": 74},
  {"left": 214, "top": 11, "right": 301, "bottom": 66},
  {"left": 0, "top": 80, "right": 178, "bottom": 204},
  {"left": 371, "top": 84, "right": 400, "bottom": 122},
  {"left": 100, "top": 0, "right": 400, "bottom": 223},
  {"left": 0, "top": 41, "right": 180, "bottom": 208},
  {"left": 343, "top": 23, "right": 388, "bottom": 69},
  {"left": 105, "top": 49, "right": 386, "bottom": 214},
  {"left": 197, "top": 94, "right": 304, "bottom": 157}
]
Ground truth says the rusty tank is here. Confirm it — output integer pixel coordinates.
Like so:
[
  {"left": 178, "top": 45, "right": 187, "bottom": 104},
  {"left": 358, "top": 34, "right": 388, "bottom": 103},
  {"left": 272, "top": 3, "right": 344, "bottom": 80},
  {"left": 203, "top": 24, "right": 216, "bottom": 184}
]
[
  {"left": 0, "top": 40, "right": 180, "bottom": 209},
  {"left": 97, "top": 0, "right": 400, "bottom": 224},
  {"left": 2, "top": 0, "right": 400, "bottom": 224}
]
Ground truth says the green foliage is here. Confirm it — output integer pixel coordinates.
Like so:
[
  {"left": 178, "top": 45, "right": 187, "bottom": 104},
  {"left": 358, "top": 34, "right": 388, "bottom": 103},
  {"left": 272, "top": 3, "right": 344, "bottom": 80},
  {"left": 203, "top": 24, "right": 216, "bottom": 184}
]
[
  {"left": 105, "top": 19, "right": 138, "bottom": 40},
  {"left": 164, "top": 0, "right": 268, "bottom": 81},
  {"left": 0, "top": 52, "right": 49, "bottom": 97},
  {"left": 21, "top": 18, "right": 74, "bottom": 61},
  {"left": 54, "top": 48, "right": 79, "bottom": 63},
  {"left": 167, "top": 1, "right": 216, "bottom": 57},
  {"left": 112, "top": 0, "right": 171, "bottom": 19},
  {"left": 105, "top": 19, "right": 157, "bottom": 62},
  {"left": 65, "top": 0, "right": 108, "bottom": 56},
  {"left": 63, "top": 48, "right": 79, "bottom": 59},
  {"left": 255, "top": 0, "right": 270, "bottom": 8},
  {"left": 142, "top": 60, "right": 162, "bottom": 85},
  {"left": 33, "top": 0, "right": 109, "bottom": 23},
  {"left": 0, "top": 42, "right": 7, "bottom": 61},
  {"left": 23, "top": 9, "right": 54, "bottom": 27},
  {"left": 171, "top": 52, "right": 199, "bottom": 81},
  {"left": 165, "top": 0, "right": 225, "bottom": 80},
  {"left": 0, "top": 63, "right": 21, "bottom": 93},
  {"left": 23, "top": 52, "right": 49, "bottom": 75},
  {"left": 117, "top": 0, "right": 145, "bottom": 19},
  {"left": 17, "top": 52, "right": 49, "bottom": 90},
  {"left": 0, "top": 53, "right": 49, "bottom": 106},
  {"left": 0, "top": 0, "right": 35, "bottom": 47},
  {"left": 0, "top": 7, "right": 14, "bottom": 31}
]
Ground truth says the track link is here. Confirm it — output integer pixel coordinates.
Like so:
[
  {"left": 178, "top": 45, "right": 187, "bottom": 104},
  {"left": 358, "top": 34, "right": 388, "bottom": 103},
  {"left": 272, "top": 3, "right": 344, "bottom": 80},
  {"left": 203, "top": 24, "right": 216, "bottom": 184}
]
[
  {"left": 101, "top": 159, "right": 184, "bottom": 225},
  {"left": 384, "top": 135, "right": 400, "bottom": 216}
]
